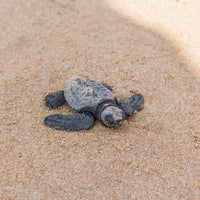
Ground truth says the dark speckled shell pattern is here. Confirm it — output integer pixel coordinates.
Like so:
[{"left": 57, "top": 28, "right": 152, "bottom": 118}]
[{"left": 64, "top": 76, "right": 116, "bottom": 114}]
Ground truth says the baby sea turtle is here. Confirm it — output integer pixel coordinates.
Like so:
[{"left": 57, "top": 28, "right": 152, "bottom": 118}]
[{"left": 44, "top": 76, "right": 144, "bottom": 131}]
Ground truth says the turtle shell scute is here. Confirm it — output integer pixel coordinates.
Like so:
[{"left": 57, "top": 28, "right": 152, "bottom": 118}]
[{"left": 64, "top": 77, "right": 115, "bottom": 113}]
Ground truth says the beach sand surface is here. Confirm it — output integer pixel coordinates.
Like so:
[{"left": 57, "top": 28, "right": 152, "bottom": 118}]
[{"left": 0, "top": 0, "right": 200, "bottom": 199}]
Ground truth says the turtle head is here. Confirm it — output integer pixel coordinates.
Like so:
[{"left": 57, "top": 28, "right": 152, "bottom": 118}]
[{"left": 100, "top": 106, "right": 125, "bottom": 127}]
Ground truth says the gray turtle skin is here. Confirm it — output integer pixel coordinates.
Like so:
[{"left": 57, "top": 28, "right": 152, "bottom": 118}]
[{"left": 44, "top": 76, "right": 144, "bottom": 131}]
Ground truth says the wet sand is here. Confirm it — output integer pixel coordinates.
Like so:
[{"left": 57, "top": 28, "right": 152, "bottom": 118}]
[{"left": 0, "top": 0, "right": 200, "bottom": 199}]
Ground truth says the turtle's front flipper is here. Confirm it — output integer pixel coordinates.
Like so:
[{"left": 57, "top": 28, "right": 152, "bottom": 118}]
[
  {"left": 119, "top": 94, "right": 144, "bottom": 115},
  {"left": 44, "top": 112, "right": 94, "bottom": 131},
  {"left": 45, "top": 91, "right": 66, "bottom": 108}
]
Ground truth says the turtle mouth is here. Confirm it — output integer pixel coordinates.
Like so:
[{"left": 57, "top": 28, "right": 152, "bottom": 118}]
[{"left": 104, "top": 116, "right": 123, "bottom": 127}]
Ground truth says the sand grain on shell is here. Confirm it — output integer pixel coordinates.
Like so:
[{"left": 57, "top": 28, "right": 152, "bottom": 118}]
[{"left": 0, "top": 0, "right": 200, "bottom": 199}]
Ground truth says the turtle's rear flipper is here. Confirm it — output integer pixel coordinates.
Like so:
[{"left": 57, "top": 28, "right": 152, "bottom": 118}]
[
  {"left": 44, "top": 112, "right": 94, "bottom": 131},
  {"left": 45, "top": 90, "right": 66, "bottom": 108},
  {"left": 119, "top": 94, "right": 144, "bottom": 115}
]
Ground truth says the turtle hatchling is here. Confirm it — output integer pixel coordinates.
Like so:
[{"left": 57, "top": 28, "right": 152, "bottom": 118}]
[{"left": 44, "top": 76, "right": 144, "bottom": 131}]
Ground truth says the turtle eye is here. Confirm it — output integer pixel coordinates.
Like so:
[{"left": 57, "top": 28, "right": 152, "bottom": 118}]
[{"left": 105, "top": 115, "right": 113, "bottom": 124}]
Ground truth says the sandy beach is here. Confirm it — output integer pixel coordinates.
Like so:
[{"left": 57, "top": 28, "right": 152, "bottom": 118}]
[{"left": 0, "top": 0, "right": 200, "bottom": 199}]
